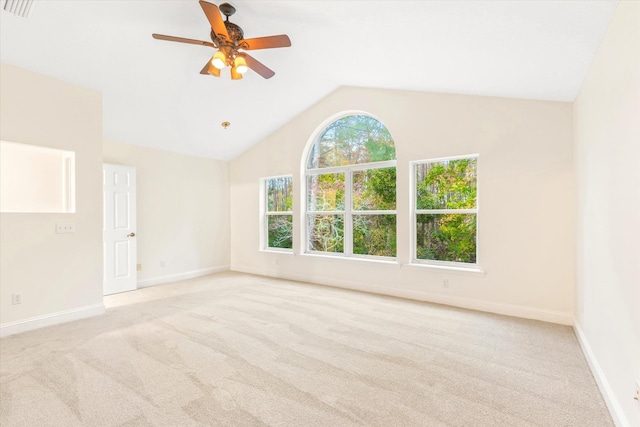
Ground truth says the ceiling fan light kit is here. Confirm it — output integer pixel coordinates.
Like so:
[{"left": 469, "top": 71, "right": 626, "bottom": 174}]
[
  {"left": 211, "top": 50, "right": 227, "bottom": 69},
  {"left": 234, "top": 56, "right": 248, "bottom": 74},
  {"left": 152, "top": 1, "right": 291, "bottom": 80}
]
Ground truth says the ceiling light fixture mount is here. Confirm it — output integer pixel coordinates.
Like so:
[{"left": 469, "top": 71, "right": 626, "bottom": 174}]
[
  {"left": 221, "top": 121, "right": 231, "bottom": 129},
  {"left": 152, "top": 1, "right": 291, "bottom": 80}
]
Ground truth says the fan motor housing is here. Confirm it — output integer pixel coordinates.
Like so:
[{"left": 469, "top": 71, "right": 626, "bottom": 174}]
[{"left": 225, "top": 22, "right": 244, "bottom": 41}]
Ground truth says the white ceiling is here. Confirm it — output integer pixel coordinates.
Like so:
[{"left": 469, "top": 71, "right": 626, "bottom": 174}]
[{"left": 0, "top": 0, "right": 617, "bottom": 160}]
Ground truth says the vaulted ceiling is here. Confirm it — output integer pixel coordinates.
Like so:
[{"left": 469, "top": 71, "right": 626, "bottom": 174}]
[{"left": 0, "top": 0, "right": 617, "bottom": 160}]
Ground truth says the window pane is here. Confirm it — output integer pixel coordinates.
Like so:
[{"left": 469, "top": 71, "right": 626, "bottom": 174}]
[
  {"left": 416, "top": 158, "right": 477, "bottom": 210},
  {"left": 307, "top": 173, "right": 345, "bottom": 211},
  {"left": 307, "top": 214, "right": 344, "bottom": 253},
  {"left": 353, "top": 215, "right": 396, "bottom": 257},
  {"left": 267, "top": 215, "right": 293, "bottom": 249},
  {"left": 353, "top": 167, "right": 396, "bottom": 210},
  {"left": 416, "top": 214, "right": 476, "bottom": 263},
  {"left": 266, "top": 177, "right": 292, "bottom": 212},
  {"left": 307, "top": 115, "right": 395, "bottom": 168}
]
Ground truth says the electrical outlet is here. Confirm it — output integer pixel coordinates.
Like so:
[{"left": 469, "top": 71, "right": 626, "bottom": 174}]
[
  {"left": 56, "top": 223, "right": 75, "bottom": 234},
  {"left": 443, "top": 279, "right": 449, "bottom": 288},
  {"left": 136, "top": 263, "right": 142, "bottom": 271},
  {"left": 12, "top": 293, "right": 22, "bottom": 305}
]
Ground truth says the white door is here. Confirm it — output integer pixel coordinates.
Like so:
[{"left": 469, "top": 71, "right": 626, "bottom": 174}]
[{"left": 103, "top": 164, "right": 137, "bottom": 295}]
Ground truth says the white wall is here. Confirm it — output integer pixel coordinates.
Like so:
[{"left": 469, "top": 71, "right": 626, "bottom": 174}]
[
  {"left": 0, "top": 63, "right": 103, "bottom": 332},
  {"left": 230, "top": 87, "right": 575, "bottom": 324},
  {"left": 103, "top": 140, "right": 230, "bottom": 286},
  {"left": 574, "top": 1, "right": 640, "bottom": 426}
]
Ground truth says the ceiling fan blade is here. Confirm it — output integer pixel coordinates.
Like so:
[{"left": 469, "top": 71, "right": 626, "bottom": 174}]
[
  {"left": 239, "top": 34, "right": 291, "bottom": 50},
  {"left": 152, "top": 33, "right": 215, "bottom": 48},
  {"left": 200, "top": 58, "right": 221, "bottom": 77},
  {"left": 199, "top": 1, "right": 229, "bottom": 40},
  {"left": 239, "top": 53, "right": 275, "bottom": 79}
]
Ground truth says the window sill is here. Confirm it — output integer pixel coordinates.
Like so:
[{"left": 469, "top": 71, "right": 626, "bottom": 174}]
[
  {"left": 260, "top": 248, "right": 294, "bottom": 255},
  {"left": 405, "top": 262, "right": 485, "bottom": 275},
  {"left": 258, "top": 250, "right": 484, "bottom": 274},
  {"left": 299, "top": 252, "right": 400, "bottom": 266}
]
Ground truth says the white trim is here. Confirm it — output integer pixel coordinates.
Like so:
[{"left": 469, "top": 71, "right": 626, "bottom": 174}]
[
  {"left": 262, "top": 173, "right": 293, "bottom": 180},
  {"left": 300, "top": 111, "right": 397, "bottom": 257},
  {"left": 299, "top": 252, "right": 399, "bottom": 265},
  {"left": 265, "top": 211, "right": 293, "bottom": 216},
  {"left": 415, "top": 209, "right": 477, "bottom": 215},
  {"left": 304, "top": 157, "right": 396, "bottom": 258},
  {"left": 344, "top": 168, "right": 353, "bottom": 255},
  {"left": 405, "top": 262, "right": 485, "bottom": 275},
  {"left": 0, "top": 303, "right": 105, "bottom": 338},
  {"left": 410, "top": 153, "right": 480, "bottom": 164},
  {"left": 308, "top": 210, "right": 346, "bottom": 214},
  {"left": 137, "top": 265, "right": 229, "bottom": 288},
  {"left": 307, "top": 160, "right": 397, "bottom": 175},
  {"left": 230, "top": 266, "right": 572, "bottom": 325},
  {"left": 351, "top": 209, "right": 398, "bottom": 215},
  {"left": 410, "top": 154, "right": 479, "bottom": 267},
  {"left": 574, "top": 322, "right": 629, "bottom": 427},
  {"left": 261, "top": 175, "right": 294, "bottom": 251},
  {"left": 259, "top": 248, "right": 294, "bottom": 255},
  {"left": 411, "top": 256, "right": 481, "bottom": 270}
]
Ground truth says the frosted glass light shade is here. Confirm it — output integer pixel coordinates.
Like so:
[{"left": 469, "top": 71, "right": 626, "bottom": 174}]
[
  {"left": 212, "top": 50, "right": 226, "bottom": 69},
  {"left": 230, "top": 65, "right": 243, "bottom": 80},
  {"left": 234, "top": 56, "right": 248, "bottom": 74}
]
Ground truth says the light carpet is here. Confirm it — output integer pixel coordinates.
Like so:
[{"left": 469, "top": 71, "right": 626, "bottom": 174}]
[{"left": 0, "top": 272, "right": 612, "bottom": 426}]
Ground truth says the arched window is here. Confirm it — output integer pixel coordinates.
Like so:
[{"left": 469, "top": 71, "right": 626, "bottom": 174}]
[{"left": 304, "top": 114, "right": 396, "bottom": 258}]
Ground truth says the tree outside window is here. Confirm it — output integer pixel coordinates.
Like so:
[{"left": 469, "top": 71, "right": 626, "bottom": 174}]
[
  {"left": 413, "top": 156, "right": 478, "bottom": 265},
  {"left": 264, "top": 176, "right": 293, "bottom": 250},
  {"left": 306, "top": 114, "right": 396, "bottom": 258}
]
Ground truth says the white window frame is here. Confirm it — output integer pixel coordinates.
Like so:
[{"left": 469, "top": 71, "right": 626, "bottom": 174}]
[
  {"left": 306, "top": 159, "right": 397, "bottom": 259},
  {"left": 261, "top": 175, "right": 293, "bottom": 252},
  {"left": 410, "top": 154, "right": 479, "bottom": 269}
]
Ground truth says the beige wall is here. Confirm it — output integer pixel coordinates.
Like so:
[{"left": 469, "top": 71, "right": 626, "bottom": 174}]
[
  {"left": 574, "top": 1, "right": 640, "bottom": 426},
  {"left": 103, "top": 140, "right": 230, "bottom": 284},
  {"left": 230, "top": 86, "right": 575, "bottom": 324},
  {"left": 0, "top": 63, "right": 230, "bottom": 333},
  {"left": 0, "top": 63, "right": 103, "bottom": 327}
]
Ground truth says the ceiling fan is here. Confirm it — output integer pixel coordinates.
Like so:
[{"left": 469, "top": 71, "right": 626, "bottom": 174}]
[{"left": 152, "top": 1, "right": 291, "bottom": 80}]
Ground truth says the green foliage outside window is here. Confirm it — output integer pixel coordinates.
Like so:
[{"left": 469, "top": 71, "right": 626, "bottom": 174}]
[
  {"left": 352, "top": 167, "right": 396, "bottom": 256},
  {"left": 415, "top": 158, "right": 477, "bottom": 263},
  {"left": 268, "top": 215, "right": 293, "bottom": 249},
  {"left": 353, "top": 167, "right": 396, "bottom": 211},
  {"left": 266, "top": 177, "right": 293, "bottom": 249},
  {"left": 353, "top": 215, "right": 396, "bottom": 257},
  {"left": 308, "top": 214, "right": 344, "bottom": 253},
  {"left": 307, "top": 115, "right": 397, "bottom": 256},
  {"left": 307, "top": 173, "right": 345, "bottom": 211},
  {"left": 308, "top": 115, "right": 395, "bottom": 169},
  {"left": 267, "top": 177, "right": 293, "bottom": 212}
]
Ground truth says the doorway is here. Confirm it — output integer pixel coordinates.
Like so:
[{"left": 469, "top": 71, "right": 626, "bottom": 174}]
[{"left": 103, "top": 163, "right": 137, "bottom": 295}]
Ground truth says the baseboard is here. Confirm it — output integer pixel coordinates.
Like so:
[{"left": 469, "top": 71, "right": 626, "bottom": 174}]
[
  {"left": 574, "top": 322, "right": 629, "bottom": 427},
  {"left": 0, "top": 303, "right": 105, "bottom": 338},
  {"left": 137, "top": 265, "right": 230, "bottom": 289},
  {"left": 230, "top": 265, "right": 573, "bottom": 325}
]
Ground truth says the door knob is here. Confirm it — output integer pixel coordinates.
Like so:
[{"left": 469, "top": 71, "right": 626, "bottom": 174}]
[{"left": 128, "top": 232, "right": 136, "bottom": 237}]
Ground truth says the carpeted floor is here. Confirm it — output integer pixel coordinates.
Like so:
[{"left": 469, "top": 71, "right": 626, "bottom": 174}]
[{"left": 0, "top": 272, "right": 612, "bottom": 426}]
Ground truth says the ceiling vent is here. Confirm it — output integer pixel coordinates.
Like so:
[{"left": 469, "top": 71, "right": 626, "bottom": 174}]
[{"left": 3, "top": 0, "right": 35, "bottom": 18}]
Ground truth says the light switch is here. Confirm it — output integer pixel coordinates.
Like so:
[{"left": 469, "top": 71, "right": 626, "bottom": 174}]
[{"left": 56, "top": 223, "right": 75, "bottom": 233}]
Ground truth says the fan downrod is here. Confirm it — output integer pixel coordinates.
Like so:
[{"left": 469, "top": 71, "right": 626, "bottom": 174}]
[{"left": 219, "top": 3, "right": 236, "bottom": 19}]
